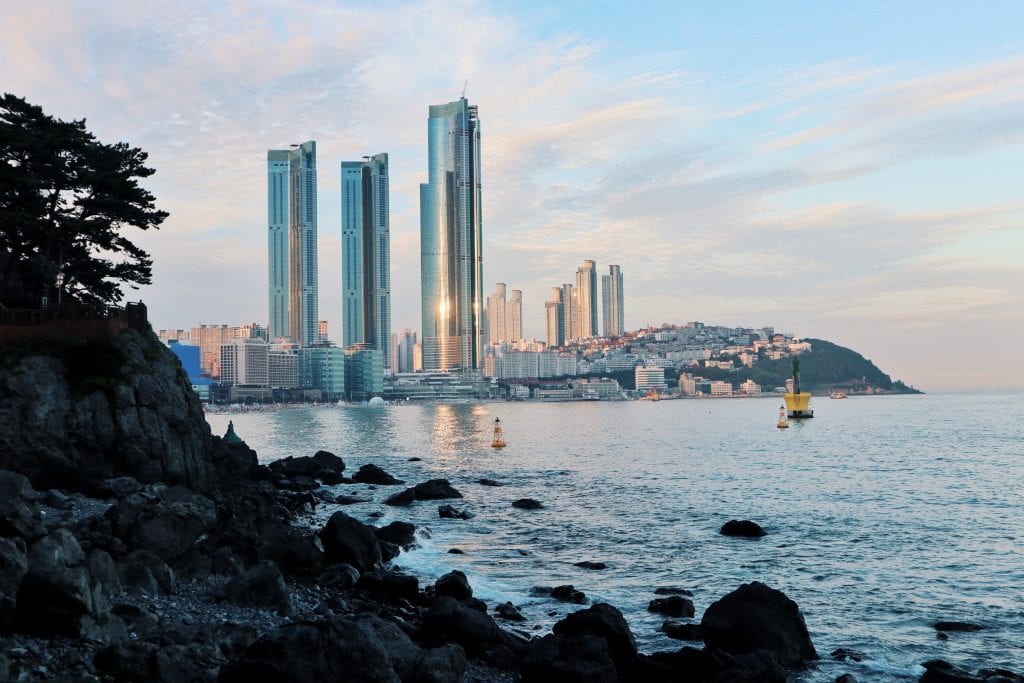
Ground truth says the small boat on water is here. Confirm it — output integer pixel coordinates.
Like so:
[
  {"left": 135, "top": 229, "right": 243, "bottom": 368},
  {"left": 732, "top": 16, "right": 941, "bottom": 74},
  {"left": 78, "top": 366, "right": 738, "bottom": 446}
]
[
  {"left": 776, "top": 406, "right": 789, "bottom": 429},
  {"left": 830, "top": 390, "right": 848, "bottom": 399},
  {"left": 491, "top": 417, "right": 507, "bottom": 448}
]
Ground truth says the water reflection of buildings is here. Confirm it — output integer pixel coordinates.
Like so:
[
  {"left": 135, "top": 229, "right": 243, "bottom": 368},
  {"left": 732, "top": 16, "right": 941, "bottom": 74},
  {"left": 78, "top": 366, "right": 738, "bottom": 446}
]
[{"left": 430, "top": 404, "right": 492, "bottom": 457}]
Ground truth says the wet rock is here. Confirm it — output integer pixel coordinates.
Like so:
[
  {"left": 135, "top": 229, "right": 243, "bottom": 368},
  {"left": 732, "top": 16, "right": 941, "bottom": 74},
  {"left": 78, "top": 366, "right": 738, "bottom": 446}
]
[
  {"left": 512, "top": 498, "right": 544, "bottom": 510},
  {"left": 384, "top": 488, "right": 417, "bottom": 507},
  {"left": 375, "top": 521, "right": 417, "bottom": 547},
  {"left": 119, "top": 549, "right": 175, "bottom": 595},
  {"left": 648, "top": 595, "right": 695, "bottom": 617},
  {"left": 353, "top": 463, "right": 404, "bottom": 485},
  {"left": 448, "top": 548, "right": 465, "bottom": 554},
  {"left": 413, "top": 479, "right": 463, "bottom": 500},
  {"left": 335, "top": 494, "right": 371, "bottom": 505},
  {"left": 357, "top": 569, "right": 420, "bottom": 603},
  {"left": 701, "top": 581, "right": 817, "bottom": 667},
  {"left": 831, "top": 648, "right": 866, "bottom": 662},
  {"left": 435, "top": 570, "right": 473, "bottom": 602},
  {"left": 407, "top": 457, "right": 422, "bottom": 462},
  {"left": 477, "top": 478, "right": 502, "bottom": 486},
  {"left": 380, "top": 541, "right": 401, "bottom": 563},
  {"left": 655, "top": 586, "right": 694, "bottom": 596},
  {"left": 422, "top": 596, "right": 526, "bottom": 665},
  {"left": 268, "top": 450, "right": 346, "bottom": 485},
  {"left": 837, "top": 674, "right": 859, "bottom": 683},
  {"left": 522, "top": 603, "right": 636, "bottom": 682},
  {"left": 574, "top": 561, "right": 607, "bottom": 570},
  {"left": 919, "top": 659, "right": 983, "bottom": 682},
  {"left": 0, "top": 469, "right": 46, "bottom": 540},
  {"left": 320, "top": 511, "right": 382, "bottom": 573},
  {"left": 662, "top": 620, "right": 702, "bottom": 640},
  {"left": 551, "top": 585, "right": 587, "bottom": 604},
  {"left": 319, "top": 562, "right": 360, "bottom": 590},
  {"left": 438, "top": 504, "right": 474, "bottom": 520},
  {"left": 934, "top": 621, "right": 985, "bottom": 632},
  {"left": 216, "top": 559, "right": 292, "bottom": 615},
  {"left": 720, "top": 519, "right": 766, "bottom": 537},
  {"left": 496, "top": 601, "right": 526, "bottom": 622}
]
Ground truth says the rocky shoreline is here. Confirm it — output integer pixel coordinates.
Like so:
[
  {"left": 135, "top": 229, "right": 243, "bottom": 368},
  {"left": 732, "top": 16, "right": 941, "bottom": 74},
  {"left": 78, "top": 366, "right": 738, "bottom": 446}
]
[{"left": 0, "top": 329, "right": 1016, "bottom": 682}]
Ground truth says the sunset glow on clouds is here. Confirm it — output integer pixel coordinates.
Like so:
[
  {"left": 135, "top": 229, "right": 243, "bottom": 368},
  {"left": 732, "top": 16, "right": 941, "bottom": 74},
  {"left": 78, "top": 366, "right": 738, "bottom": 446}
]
[{"left": 3, "top": 1, "right": 1022, "bottom": 390}]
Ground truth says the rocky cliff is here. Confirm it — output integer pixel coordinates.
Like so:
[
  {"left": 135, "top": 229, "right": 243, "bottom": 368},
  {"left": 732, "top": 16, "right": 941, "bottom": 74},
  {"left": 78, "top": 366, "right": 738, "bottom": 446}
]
[{"left": 0, "top": 329, "right": 216, "bottom": 495}]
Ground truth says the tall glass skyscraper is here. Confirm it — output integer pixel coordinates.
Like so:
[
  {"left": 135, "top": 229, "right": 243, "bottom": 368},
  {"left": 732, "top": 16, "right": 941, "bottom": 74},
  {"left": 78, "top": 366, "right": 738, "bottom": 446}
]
[
  {"left": 341, "top": 153, "right": 391, "bottom": 369},
  {"left": 268, "top": 141, "right": 318, "bottom": 345},
  {"left": 576, "top": 259, "right": 598, "bottom": 339},
  {"left": 420, "top": 98, "right": 483, "bottom": 371},
  {"left": 602, "top": 264, "right": 624, "bottom": 337}
]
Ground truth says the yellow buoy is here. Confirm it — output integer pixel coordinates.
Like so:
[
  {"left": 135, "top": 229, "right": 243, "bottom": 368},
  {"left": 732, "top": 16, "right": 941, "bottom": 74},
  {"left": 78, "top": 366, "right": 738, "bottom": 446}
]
[
  {"left": 491, "top": 417, "right": 507, "bottom": 448},
  {"left": 777, "top": 406, "right": 789, "bottom": 429}
]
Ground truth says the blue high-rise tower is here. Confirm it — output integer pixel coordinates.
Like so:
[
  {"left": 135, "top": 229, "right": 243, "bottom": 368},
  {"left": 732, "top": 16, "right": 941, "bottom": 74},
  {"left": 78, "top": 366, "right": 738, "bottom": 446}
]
[{"left": 341, "top": 153, "right": 391, "bottom": 369}]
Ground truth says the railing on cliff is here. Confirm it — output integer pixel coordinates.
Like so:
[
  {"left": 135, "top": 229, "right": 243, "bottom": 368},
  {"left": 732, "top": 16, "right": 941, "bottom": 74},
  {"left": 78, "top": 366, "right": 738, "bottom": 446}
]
[{"left": 0, "top": 302, "right": 148, "bottom": 342}]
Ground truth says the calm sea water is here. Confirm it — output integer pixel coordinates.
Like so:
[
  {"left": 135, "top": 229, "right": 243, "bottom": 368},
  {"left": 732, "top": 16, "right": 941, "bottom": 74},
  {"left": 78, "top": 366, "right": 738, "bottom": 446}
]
[{"left": 206, "top": 393, "right": 1024, "bottom": 681}]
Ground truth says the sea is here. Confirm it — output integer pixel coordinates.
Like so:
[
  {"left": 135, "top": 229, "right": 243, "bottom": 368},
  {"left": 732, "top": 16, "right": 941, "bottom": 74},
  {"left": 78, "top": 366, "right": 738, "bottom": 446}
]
[{"left": 206, "top": 393, "right": 1024, "bottom": 681}]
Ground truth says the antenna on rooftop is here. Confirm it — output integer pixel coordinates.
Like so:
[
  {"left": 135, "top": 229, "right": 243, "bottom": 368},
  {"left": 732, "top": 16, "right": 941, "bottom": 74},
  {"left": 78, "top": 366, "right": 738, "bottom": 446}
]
[{"left": 462, "top": 78, "right": 468, "bottom": 99}]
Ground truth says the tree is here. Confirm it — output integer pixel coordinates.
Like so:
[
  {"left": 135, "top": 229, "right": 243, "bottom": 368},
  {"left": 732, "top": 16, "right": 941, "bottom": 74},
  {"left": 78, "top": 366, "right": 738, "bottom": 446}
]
[{"left": 0, "top": 93, "right": 166, "bottom": 308}]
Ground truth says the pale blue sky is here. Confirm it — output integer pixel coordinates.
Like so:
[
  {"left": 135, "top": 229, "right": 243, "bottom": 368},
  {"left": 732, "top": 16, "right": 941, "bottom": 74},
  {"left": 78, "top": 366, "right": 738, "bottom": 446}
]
[{"left": 2, "top": 1, "right": 1022, "bottom": 391}]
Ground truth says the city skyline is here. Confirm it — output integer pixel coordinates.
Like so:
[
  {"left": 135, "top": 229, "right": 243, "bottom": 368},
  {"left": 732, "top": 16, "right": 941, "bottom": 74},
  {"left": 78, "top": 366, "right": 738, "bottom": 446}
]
[{"left": 4, "top": 2, "right": 1023, "bottom": 391}]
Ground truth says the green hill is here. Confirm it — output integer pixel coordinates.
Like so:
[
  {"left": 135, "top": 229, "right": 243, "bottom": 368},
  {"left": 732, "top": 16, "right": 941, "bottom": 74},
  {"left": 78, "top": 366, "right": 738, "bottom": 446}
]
[{"left": 698, "top": 338, "right": 921, "bottom": 394}]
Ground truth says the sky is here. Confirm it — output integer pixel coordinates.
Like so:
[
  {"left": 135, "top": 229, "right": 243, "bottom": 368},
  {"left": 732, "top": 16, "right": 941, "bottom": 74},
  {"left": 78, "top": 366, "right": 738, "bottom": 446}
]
[{"left": 2, "top": 0, "right": 1023, "bottom": 392}]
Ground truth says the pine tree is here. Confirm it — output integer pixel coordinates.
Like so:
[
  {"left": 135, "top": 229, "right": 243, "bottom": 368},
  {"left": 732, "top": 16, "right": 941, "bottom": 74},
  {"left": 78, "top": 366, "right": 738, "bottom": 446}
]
[{"left": 0, "top": 93, "right": 167, "bottom": 308}]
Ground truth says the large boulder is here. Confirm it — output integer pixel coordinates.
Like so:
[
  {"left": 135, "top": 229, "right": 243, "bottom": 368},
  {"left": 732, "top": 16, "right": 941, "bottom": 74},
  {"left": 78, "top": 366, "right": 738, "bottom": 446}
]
[
  {"left": 422, "top": 596, "right": 526, "bottom": 666},
  {"left": 268, "top": 451, "right": 346, "bottom": 486},
  {"left": 0, "top": 330, "right": 218, "bottom": 496},
  {"left": 0, "top": 537, "right": 28, "bottom": 629},
  {"left": 720, "top": 520, "right": 766, "bottom": 538},
  {"left": 701, "top": 581, "right": 817, "bottom": 667},
  {"left": 320, "top": 511, "right": 382, "bottom": 573},
  {"left": 352, "top": 463, "right": 403, "bottom": 485},
  {"left": 435, "top": 570, "right": 473, "bottom": 602},
  {"left": 375, "top": 521, "right": 416, "bottom": 547},
  {"left": 103, "top": 486, "right": 218, "bottom": 564},
  {"left": 16, "top": 529, "right": 98, "bottom": 635},
  {"left": 522, "top": 603, "right": 637, "bottom": 682},
  {"left": 413, "top": 479, "right": 462, "bottom": 500},
  {"left": 648, "top": 595, "right": 695, "bottom": 618},
  {"left": 0, "top": 469, "right": 46, "bottom": 540},
  {"left": 216, "top": 560, "right": 292, "bottom": 616}
]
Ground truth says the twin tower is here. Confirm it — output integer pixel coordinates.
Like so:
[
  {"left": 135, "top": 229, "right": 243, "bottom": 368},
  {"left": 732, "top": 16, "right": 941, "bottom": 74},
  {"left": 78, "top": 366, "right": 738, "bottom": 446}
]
[{"left": 267, "top": 98, "right": 482, "bottom": 373}]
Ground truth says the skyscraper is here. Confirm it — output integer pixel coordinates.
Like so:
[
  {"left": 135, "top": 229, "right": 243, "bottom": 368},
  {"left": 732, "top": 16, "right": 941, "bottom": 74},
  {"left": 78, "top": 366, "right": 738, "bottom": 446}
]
[
  {"left": 341, "top": 153, "right": 391, "bottom": 369},
  {"left": 420, "top": 97, "right": 483, "bottom": 372},
  {"left": 576, "top": 259, "right": 598, "bottom": 339},
  {"left": 487, "top": 283, "right": 507, "bottom": 345},
  {"left": 602, "top": 264, "right": 624, "bottom": 337},
  {"left": 507, "top": 289, "right": 522, "bottom": 342},
  {"left": 561, "top": 283, "right": 576, "bottom": 344},
  {"left": 268, "top": 141, "right": 318, "bottom": 345},
  {"left": 545, "top": 286, "right": 564, "bottom": 348}
]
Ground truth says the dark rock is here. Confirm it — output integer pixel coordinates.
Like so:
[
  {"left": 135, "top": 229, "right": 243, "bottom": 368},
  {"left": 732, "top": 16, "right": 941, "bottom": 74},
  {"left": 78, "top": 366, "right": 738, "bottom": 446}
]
[
  {"left": 655, "top": 586, "right": 694, "bottom": 596},
  {"left": 320, "top": 510, "right": 382, "bottom": 573},
  {"left": 375, "top": 521, "right": 417, "bottom": 547},
  {"left": 919, "top": 659, "right": 984, "bottom": 683},
  {"left": 837, "top": 675, "right": 859, "bottom": 683},
  {"left": 439, "top": 504, "right": 474, "bottom": 520},
  {"left": 119, "top": 549, "right": 175, "bottom": 594},
  {"left": 385, "top": 488, "right": 417, "bottom": 506},
  {"left": 831, "top": 648, "right": 866, "bottom": 662},
  {"left": 496, "top": 601, "right": 526, "bottom": 622},
  {"left": 720, "top": 519, "right": 766, "bottom": 537},
  {"left": 551, "top": 585, "right": 587, "bottom": 604},
  {"left": 95, "top": 476, "right": 143, "bottom": 499},
  {"left": 0, "top": 469, "right": 46, "bottom": 540},
  {"left": 357, "top": 569, "right": 420, "bottom": 603},
  {"left": 435, "top": 570, "right": 473, "bottom": 601},
  {"left": 413, "top": 479, "right": 463, "bottom": 500},
  {"left": 934, "top": 621, "right": 986, "bottom": 632},
  {"left": 422, "top": 596, "right": 526, "bottom": 664},
  {"left": 630, "top": 646, "right": 786, "bottom": 683},
  {"left": 320, "top": 562, "right": 360, "bottom": 590},
  {"left": 0, "top": 537, "right": 28, "bottom": 629},
  {"left": 380, "top": 541, "right": 401, "bottom": 563},
  {"left": 268, "top": 451, "right": 346, "bottom": 485},
  {"left": 662, "top": 620, "right": 702, "bottom": 640},
  {"left": 44, "top": 489, "right": 73, "bottom": 510},
  {"left": 512, "top": 498, "right": 544, "bottom": 510},
  {"left": 217, "top": 559, "right": 291, "bottom": 615},
  {"left": 448, "top": 548, "right": 465, "bottom": 555},
  {"left": 649, "top": 595, "right": 695, "bottom": 617},
  {"left": 575, "top": 560, "right": 607, "bottom": 570},
  {"left": 103, "top": 486, "right": 218, "bottom": 564},
  {"left": 414, "top": 643, "right": 467, "bottom": 682},
  {"left": 16, "top": 564, "right": 93, "bottom": 636},
  {"left": 477, "top": 478, "right": 502, "bottom": 486},
  {"left": 210, "top": 546, "right": 244, "bottom": 577},
  {"left": 408, "top": 457, "right": 422, "bottom": 462},
  {"left": 522, "top": 603, "right": 636, "bottom": 682},
  {"left": 0, "top": 330, "right": 219, "bottom": 496},
  {"left": 353, "top": 463, "right": 404, "bottom": 485},
  {"left": 977, "top": 667, "right": 1024, "bottom": 683},
  {"left": 701, "top": 581, "right": 817, "bottom": 667}
]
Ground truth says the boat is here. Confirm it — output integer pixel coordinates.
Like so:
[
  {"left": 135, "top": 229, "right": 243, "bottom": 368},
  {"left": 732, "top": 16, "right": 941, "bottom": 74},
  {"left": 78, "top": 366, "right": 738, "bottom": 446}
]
[
  {"left": 491, "top": 417, "right": 507, "bottom": 448},
  {"left": 776, "top": 406, "right": 789, "bottom": 429},
  {"left": 783, "top": 357, "right": 814, "bottom": 418},
  {"left": 830, "top": 390, "right": 847, "bottom": 399}
]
